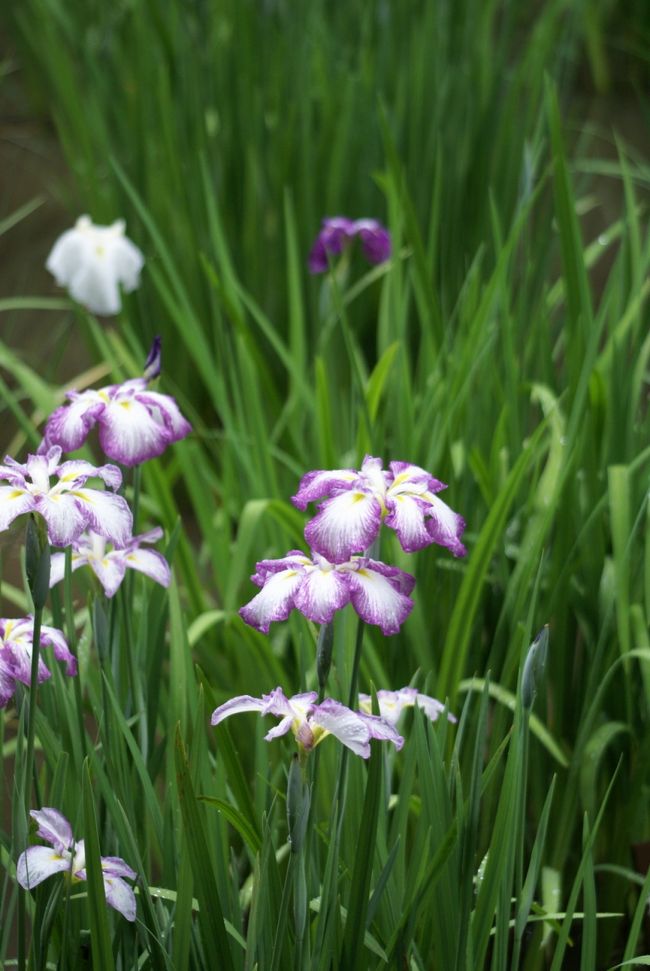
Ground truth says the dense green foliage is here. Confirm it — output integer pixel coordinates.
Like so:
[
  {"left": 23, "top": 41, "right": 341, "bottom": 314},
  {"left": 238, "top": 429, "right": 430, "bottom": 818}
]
[{"left": 2, "top": 1, "right": 650, "bottom": 967}]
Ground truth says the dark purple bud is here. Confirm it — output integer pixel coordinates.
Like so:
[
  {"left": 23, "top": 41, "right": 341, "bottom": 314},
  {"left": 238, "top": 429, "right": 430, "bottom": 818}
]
[{"left": 143, "top": 336, "right": 162, "bottom": 381}]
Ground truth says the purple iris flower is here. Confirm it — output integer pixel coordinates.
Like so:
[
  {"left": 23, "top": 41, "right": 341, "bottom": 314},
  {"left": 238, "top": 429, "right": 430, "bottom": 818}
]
[
  {"left": 49, "top": 527, "right": 171, "bottom": 598},
  {"left": 211, "top": 687, "right": 403, "bottom": 759},
  {"left": 41, "top": 338, "right": 191, "bottom": 467},
  {"left": 0, "top": 447, "right": 132, "bottom": 549},
  {"left": 239, "top": 549, "right": 415, "bottom": 636},
  {"left": 308, "top": 217, "right": 391, "bottom": 273},
  {"left": 358, "top": 687, "right": 456, "bottom": 726},
  {"left": 292, "top": 454, "right": 467, "bottom": 563},
  {"left": 0, "top": 617, "right": 76, "bottom": 708},
  {"left": 17, "top": 808, "right": 136, "bottom": 921}
]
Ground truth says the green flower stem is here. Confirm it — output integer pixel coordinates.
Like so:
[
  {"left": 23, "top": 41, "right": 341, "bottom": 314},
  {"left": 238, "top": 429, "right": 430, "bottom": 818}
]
[
  {"left": 23, "top": 602, "right": 43, "bottom": 813},
  {"left": 64, "top": 546, "right": 87, "bottom": 758}
]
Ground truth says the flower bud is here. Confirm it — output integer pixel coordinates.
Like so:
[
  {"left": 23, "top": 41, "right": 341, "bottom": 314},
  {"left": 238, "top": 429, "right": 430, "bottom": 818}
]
[
  {"left": 25, "top": 515, "right": 51, "bottom": 610},
  {"left": 521, "top": 625, "right": 549, "bottom": 711}
]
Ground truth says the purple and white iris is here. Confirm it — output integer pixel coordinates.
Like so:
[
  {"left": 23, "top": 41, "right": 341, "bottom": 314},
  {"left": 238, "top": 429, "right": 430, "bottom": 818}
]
[
  {"left": 46, "top": 215, "right": 144, "bottom": 317},
  {"left": 17, "top": 808, "right": 136, "bottom": 921},
  {"left": 211, "top": 687, "right": 403, "bottom": 758},
  {"left": 239, "top": 549, "right": 415, "bottom": 636},
  {"left": 308, "top": 217, "right": 391, "bottom": 273},
  {"left": 0, "top": 447, "right": 132, "bottom": 549},
  {"left": 0, "top": 618, "right": 76, "bottom": 708},
  {"left": 49, "top": 528, "right": 171, "bottom": 598},
  {"left": 358, "top": 687, "right": 456, "bottom": 726},
  {"left": 41, "top": 344, "right": 191, "bottom": 467},
  {"left": 292, "top": 454, "right": 467, "bottom": 563}
]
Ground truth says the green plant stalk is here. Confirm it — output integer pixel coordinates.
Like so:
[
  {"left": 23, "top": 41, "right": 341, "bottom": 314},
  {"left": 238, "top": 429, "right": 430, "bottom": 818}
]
[{"left": 64, "top": 546, "right": 87, "bottom": 759}]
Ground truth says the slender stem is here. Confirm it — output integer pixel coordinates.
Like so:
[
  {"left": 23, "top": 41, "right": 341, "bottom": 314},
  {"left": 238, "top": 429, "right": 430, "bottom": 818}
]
[
  {"left": 24, "top": 604, "right": 44, "bottom": 813},
  {"left": 64, "top": 546, "right": 87, "bottom": 758},
  {"left": 347, "top": 618, "right": 365, "bottom": 709}
]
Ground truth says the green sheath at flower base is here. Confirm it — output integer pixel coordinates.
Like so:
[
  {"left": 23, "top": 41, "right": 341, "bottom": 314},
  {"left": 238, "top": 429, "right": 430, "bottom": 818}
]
[
  {"left": 25, "top": 516, "right": 51, "bottom": 610},
  {"left": 522, "top": 625, "right": 549, "bottom": 711},
  {"left": 286, "top": 753, "right": 310, "bottom": 855}
]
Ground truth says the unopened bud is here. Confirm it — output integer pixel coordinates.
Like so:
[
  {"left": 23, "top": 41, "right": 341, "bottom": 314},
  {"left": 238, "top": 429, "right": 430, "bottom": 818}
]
[
  {"left": 522, "top": 625, "right": 549, "bottom": 711},
  {"left": 143, "top": 336, "right": 162, "bottom": 382},
  {"left": 25, "top": 515, "right": 50, "bottom": 610}
]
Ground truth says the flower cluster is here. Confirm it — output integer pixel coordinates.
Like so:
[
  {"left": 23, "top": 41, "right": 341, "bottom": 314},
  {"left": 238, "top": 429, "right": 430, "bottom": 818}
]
[
  {"left": 17, "top": 808, "right": 136, "bottom": 921},
  {"left": 46, "top": 216, "right": 144, "bottom": 316},
  {"left": 308, "top": 217, "right": 391, "bottom": 273},
  {"left": 0, "top": 618, "right": 76, "bottom": 708}
]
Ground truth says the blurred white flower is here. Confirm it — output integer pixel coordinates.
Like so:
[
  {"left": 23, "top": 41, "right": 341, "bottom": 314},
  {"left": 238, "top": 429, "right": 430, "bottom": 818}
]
[{"left": 46, "top": 215, "right": 144, "bottom": 316}]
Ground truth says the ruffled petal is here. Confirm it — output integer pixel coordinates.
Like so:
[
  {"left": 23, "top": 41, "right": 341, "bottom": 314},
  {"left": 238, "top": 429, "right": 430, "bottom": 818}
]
[
  {"left": 5, "top": 634, "right": 51, "bottom": 686},
  {"left": 293, "top": 566, "right": 350, "bottom": 625},
  {"left": 29, "top": 808, "right": 74, "bottom": 852},
  {"left": 264, "top": 714, "right": 294, "bottom": 741},
  {"left": 16, "top": 844, "right": 72, "bottom": 889},
  {"left": 0, "top": 653, "right": 16, "bottom": 707},
  {"left": 291, "top": 468, "right": 358, "bottom": 509},
  {"left": 103, "top": 874, "right": 137, "bottom": 921},
  {"left": 112, "top": 234, "right": 144, "bottom": 293},
  {"left": 211, "top": 693, "right": 266, "bottom": 726},
  {"left": 250, "top": 552, "right": 310, "bottom": 586},
  {"left": 56, "top": 460, "right": 123, "bottom": 492},
  {"left": 388, "top": 461, "right": 444, "bottom": 495},
  {"left": 425, "top": 494, "right": 467, "bottom": 557},
  {"left": 40, "top": 624, "right": 77, "bottom": 676},
  {"left": 98, "top": 397, "right": 170, "bottom": 466},
  {"left": 239, "top": 569, "right": 304, "bottom": 633},
  {"left": 135, "top": 391, "right": 192, "bottom": 442},
  {"left": 101, "top": 855, "right": 137, "bottom": 881},
  {"left": 359, "top": 712, "right": 404, "bottom": 749},
  {"left": 384, "top": 494, "right": 433, "bottom": 553},
  {"left": 43, "top": 393, "right": 104, "bottom": 453},
  {"left": 347, "top": 564, "right": 414, "bottom": 635},
  {"left": 304, "top": 490, "right": 382, "bottom": 562},
  {"left": 0, "top": 487, "right": 34, "bottom": 532},
  {"left": 310, "top": 700, "right": 370, "bottom": 758},
  {"left": 123, "top": 548, "right": 171, "bottom": 588},
  {"left": 69, "top": 489, "right": 133, "bottom": 548},
  {"left": 34, "top": 493, "right": 87, "bottom": 548}
]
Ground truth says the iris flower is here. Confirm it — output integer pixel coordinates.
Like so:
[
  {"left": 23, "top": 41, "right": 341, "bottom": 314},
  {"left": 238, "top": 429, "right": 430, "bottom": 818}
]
[
  {"left": 292, "top": 454, "right": 467, "bottom": 563},
  {"left": 17, "top": 808, "right": 136, "bottom": 921},
  {"left": 41, "top": 340, "right": 191, "bottom": 467},
  {"left": 49, "top": 528, "right": 171, "bottom": 598},
  {"left": 308, "top": 217, "right": 391, "bottom": 273},
  {"left": 46, "top": 215, "right": 144, "bottom": 316},
  {"left": 358, "top": 687, "right": 456, "bottom": 726},
  {"left": 239, "top": 549, "right": 415, "bottom": 636},
  {"left": 0, "top": 618, "right": 76, "bottom": 708},
  {"left": 211, "top": 687, "right": 403, "bottom": 758},
  {"left": 0, "top": 447, "right": 132, "bottom": 549}
]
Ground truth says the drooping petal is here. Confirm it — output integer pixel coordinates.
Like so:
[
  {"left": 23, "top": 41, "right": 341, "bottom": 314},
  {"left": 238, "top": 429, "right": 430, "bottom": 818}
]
[
  {"left": 135, "top": 391, "right": 192, "bottom": 442},
  {"left": 111, "top": 233, "right": 145, "bottom": 293},
  {"left": 210, "top": 694, "right": 267, "bottom": 727},
  {"left": 357, "top": 557, "right": 417, "bottom": 596},
  {"left": 103, "top": 875, "right": 137, "bottom": 921},
  {"left": 68, "top": 259, "right": 123, "bottom": 316},
  {"left": 90, "top": 554, "right": 128, "bottom": 598},
  {"left": 40, "top": 624, "right": 77, "bottom": 676},
  {"left": 291, "top": 468, "right": 358, "bottom": 509},
  {"left": 384, "top": 494, "right": 434, "bottom": 553},
  {"left": 352, "top": 219, "right": 392, "bottom": 265},
  {"left": 264, "top": 714, "right": 295, "bottom": 741},
  {"left": 101, "top": 855, "right": 137, "bottom": 880},
  {"left": 310, "top": 700, "right": 371, "bottom": 758},
  {"left": 0, "top": 653, "right": 16, "bottom": 707},
  {"left": 307, "top": 217, "right": 356, "bottom": 273},
  {"left": 29, "top": 808, "right": 74, "bottom": 852},
  {"left": 48, "top": 551, "right": 85, "bottom": 589},
  {"left": 293, "top": 566, "right": 350, "bottom": 625},
  {"left": 16, "top": 844, "right": 72, "bottom": 889},
  {"left": 388, "top": 461, "right": 444, "bottom": 495},
  {"left": 358, "top": 712, "right": 404, "bottom": 750},
  {"left": 46, "top": 226, "right": 86, "bottom": 286},
  {"left": 122, "top": 548, "right": 171, "bottom": 588},
  {"left": 239, "top": 569, "right": 304, "bottom": 633},
  {"left": 69, "top": 489, "right": 133, "bottom": 548},
  {"left": 33, "top": 493, "right": 88, "bottom": 548},
  {"left": 43, "top": 393, "right": 105, "bottom": 453},
  {"left": 424, "top": 493, "right": 467, "bottom": 557},
  {"left": 347, "top": 564, "right": 414, "bottom": 635},
  {"left": 0, "top": 487, "right": 34, "bottom": 532},
  {"left": 5, "top": 634, "right": 51, "bottom": 686},
  {"left": 98, "top": 396, "right": 170, "bottom": 466},
  {"left": 304, "top": 490, "right": 382, "bottom": 562},
  {"left": 414, "top": 692, "right": 455, "bottom": 723}
]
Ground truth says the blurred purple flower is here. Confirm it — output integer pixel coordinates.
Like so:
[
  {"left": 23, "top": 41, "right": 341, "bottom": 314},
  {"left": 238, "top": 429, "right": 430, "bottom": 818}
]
[
  {"left": 41, "top": 338, "right": 191, "bottom": 467},
  {"left": 49, "top": 527, "right": 171, "bottom": 598},
  {"left": 358, "top": 687, "right": 456, "bottom": 726},
  {"left": 308, "top": 217, "right": 391, "bottom": 273},
  {"left": 0, "top": 446, "right": 132, "bottom": 548},
  {"left": 0, "top": 617, "right": 76, "bottom": 708},
  {"left": 211, "top": 687, "right": 403, "bottom": 758},
  {"left": 17, "top": 808, "right": 136, "bottom": 921},
  {"left": 239, "top": 549, "right": 415, "bottom": 636},
  {"left": 293, "top": 454, "right": 467, "bottom": 563}
]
